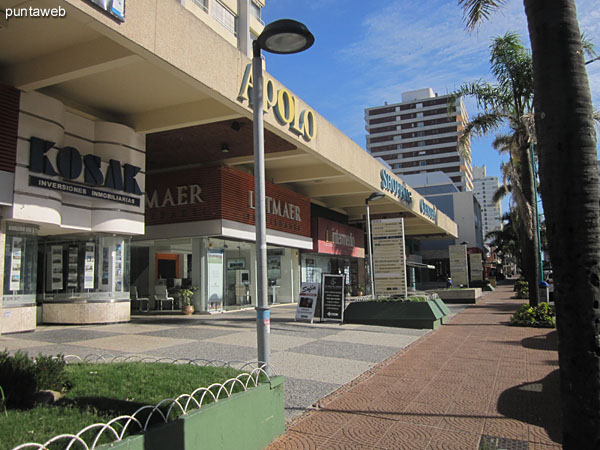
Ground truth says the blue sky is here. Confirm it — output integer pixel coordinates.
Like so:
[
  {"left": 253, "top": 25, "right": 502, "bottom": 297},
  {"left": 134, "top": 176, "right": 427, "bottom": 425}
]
[{"left": 261, "top": 0, "right": 600, "bottom": 214}]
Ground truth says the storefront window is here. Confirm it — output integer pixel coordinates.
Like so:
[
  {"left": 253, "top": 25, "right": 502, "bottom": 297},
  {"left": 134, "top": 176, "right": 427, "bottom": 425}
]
[
  {"left": 3, "top": 226, "right": 38, "bottom": 306},
  {"left": 42, "top": 235, "right": 130, "bottom": 300}
]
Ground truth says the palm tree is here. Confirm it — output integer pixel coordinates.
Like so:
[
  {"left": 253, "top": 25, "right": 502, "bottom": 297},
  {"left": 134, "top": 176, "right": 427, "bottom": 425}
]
[
  {"left": 459, "top": 1, "right": 600, "bottom": 447},
  {"left": 453, "top": 32, "right": 540, "bottom": 306},
  {"left": 486, "top": 210, "right": 521, "bottom": 270}
]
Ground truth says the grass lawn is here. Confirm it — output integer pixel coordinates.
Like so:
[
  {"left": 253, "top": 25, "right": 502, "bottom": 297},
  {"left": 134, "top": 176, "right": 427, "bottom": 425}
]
[{"left": 0, "top": 363, "right": 247, "bottom": 450}]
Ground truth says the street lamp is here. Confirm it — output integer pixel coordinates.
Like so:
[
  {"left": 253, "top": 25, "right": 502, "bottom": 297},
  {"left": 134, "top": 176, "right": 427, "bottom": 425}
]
[
  {"left": 252, "top": 19, "right": 314, "bottom": 374},
  {"left": 365, "top": 192, "right": 385, "bottom": 298}
]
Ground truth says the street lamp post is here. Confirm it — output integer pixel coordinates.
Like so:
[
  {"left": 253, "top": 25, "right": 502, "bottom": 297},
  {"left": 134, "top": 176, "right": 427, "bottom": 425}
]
[
  {"left": 365, "top": 192, "right": 385, "bottom": 299},
  {"left": 252, "top": 19, "right": 314, "bottom": 374}
]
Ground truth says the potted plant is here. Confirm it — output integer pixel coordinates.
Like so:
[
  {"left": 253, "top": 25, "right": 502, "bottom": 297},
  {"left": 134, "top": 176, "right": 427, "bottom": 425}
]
[
  {"left": 179, "top": 286, "right": 198, "bottom": 315},
  {"left": 353, "top": 284, "right": 365, "bottom": 296}
]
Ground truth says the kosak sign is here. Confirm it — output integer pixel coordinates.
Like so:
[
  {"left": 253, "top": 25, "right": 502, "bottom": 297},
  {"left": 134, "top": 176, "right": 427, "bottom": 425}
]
[{"left": 29, "top": 137, "right": 142, "bottom": 206}]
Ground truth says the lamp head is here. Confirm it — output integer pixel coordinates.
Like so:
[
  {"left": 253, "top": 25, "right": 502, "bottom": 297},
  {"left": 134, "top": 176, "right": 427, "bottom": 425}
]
[
  {"left": 256, "top": 19, "right": 314, "bottom": 55},
  {"left": 366, "top": 192, "right": 385, "bottom": 204}
]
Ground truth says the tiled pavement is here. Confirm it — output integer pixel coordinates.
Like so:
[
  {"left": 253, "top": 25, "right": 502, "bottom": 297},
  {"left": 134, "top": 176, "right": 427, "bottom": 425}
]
[
  {"left": 0, "top": 301, "right": 459, "bottom": 421},
  {"left": 267, "top": 283, "right": 561, "bottom": 449}
]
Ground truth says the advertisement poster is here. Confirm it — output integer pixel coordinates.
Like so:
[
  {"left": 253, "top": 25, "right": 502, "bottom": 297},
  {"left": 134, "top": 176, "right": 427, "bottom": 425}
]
[
  {"left": 372, "top": 218, "right": 407, "bottom": 297},
  {"left": 102, "top": 247, "right": 109, "bottom": 285},
  {"left": 450, "top": 244, "right": 469, "bottom": 287},
  {"left": 267, "top": 255, "right": 281, "bottom": 280},
  {"left": 295, "top": 282, "right": 320, "bottom": 323},
  {"left": 207, "top": 250, "right": 224, "bottom": 312},
  {"left": 321, "top": 274, "right": 345, "bottom": 322},
  {"left": 51, "top": 245, "right": 63, "bottom": 290},
  {"left": 67, "top": 246, "right": 79, "bottom": 288},
  {"left": 9, "top": 237, "right": 22, "bottom": 291},
  {"left": 114, "top": 242, "right": 123, "bottom": 291},
  {"left": 84, "top": 243, "right": 95, "bottom": 289}
]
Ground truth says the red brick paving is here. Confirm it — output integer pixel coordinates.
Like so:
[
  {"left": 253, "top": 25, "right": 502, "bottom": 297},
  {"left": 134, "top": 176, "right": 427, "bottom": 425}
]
[{"left": 267, "top": 283, "right": 561, "bottom": 449}]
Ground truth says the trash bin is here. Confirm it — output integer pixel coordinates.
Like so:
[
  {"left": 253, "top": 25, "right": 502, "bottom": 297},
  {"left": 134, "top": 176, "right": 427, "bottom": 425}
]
[{"left": 539, "top": 281, "right": 550, "bottom": 303}]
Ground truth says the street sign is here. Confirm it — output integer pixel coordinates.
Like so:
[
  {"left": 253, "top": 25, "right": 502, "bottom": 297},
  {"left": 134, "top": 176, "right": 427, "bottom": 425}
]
[{"left": 321, "top": 274, "right": 345, "bottom": 322}]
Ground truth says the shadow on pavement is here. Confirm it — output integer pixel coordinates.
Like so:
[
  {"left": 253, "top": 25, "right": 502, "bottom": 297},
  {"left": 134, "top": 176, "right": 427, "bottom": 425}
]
[
  {"left": 521, "top": 330, "right": 558, "bottom": 351},
  {"left": 497, "top": 369, "right": 562, "bottom": 444}
]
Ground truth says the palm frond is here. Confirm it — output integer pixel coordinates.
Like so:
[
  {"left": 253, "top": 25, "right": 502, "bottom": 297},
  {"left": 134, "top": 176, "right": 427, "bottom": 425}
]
[
  {"left": 492, "top": 184, "right": 511, "bottom": 203},
  {"left": 458, "top": 0, "right": 507, "bottom": 32},
  {"left": 581, "top": 32, "right": 597, "bottom": 60}
]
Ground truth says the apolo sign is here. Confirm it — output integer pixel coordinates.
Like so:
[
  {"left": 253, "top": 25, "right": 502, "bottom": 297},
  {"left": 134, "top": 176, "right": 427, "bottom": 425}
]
[{"left": 238, "top": 64, "right": 317, "bottom": 142}]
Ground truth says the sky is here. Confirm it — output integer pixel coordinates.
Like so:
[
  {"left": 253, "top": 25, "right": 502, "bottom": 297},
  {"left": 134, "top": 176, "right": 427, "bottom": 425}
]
[{"left": 261, "top": 0, "right": 600, "bottom": 215}]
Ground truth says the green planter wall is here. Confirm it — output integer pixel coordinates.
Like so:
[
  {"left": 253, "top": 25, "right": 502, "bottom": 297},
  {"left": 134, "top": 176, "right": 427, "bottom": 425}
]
[
  {"left": 99, "top": 376, "right": 285, "bottom": 450},
  {"left": 344, "top": 300, "right": 447, "bottom": 329}
]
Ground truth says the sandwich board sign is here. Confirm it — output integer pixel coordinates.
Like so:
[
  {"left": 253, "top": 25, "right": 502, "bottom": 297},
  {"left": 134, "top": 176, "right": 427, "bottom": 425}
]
[
  {"left": 321, "top": 274, "right": 345, "bottom": 323},
  {"left": 295, "top": 282, "right": 319, "bottom": 323}
]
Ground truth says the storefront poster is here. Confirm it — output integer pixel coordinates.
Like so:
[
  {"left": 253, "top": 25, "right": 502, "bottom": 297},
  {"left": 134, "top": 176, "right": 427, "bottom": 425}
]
[
  {"left": 9, "top": 237, "right": 23, "bottom": 291},
  {"left": 372, "top": 218, "right": 407, "bottom": 297},
  {"left": 102, "top": 247, "right": 109, "bottom": 285},
  {"left": 51, "top": 245, "right": 63, "bottom": 290},
  {"left": 114, "top": 242, "right": 123, "bottom": 291},
  {"left": 267, "top": 255, "right": 281, "bottom": 281},
  {"left": 68, "top": 246, "right": 79, "bottom": 288},
  {"left": 207, "top": 250, "right": 224, "bottom": 312},
  {"left": 84, "top": 243, "right": 95, "bottom": 289},
  {"left": 449, "top": 244, "right": 469, "bottom": 287},
  {"left": 295, "top": 282, "right": 320, "bottom": 323},
  {"left": 321, "top": 274, "right": 344, "bottom": 322}
]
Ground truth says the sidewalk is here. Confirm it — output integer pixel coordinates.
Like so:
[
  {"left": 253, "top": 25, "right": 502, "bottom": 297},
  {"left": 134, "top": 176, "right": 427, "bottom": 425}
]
[{"left": 268, "top": 283, "right": 561, "bottom": 449}]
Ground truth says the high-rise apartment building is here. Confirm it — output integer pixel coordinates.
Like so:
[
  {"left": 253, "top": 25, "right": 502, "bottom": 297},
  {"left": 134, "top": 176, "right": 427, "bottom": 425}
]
[
  {"left": 472, "top": 165, "right": 503, "bottom": 239},
  {"left": 365, "top": 88, "right": 473, "bottom": 192}
]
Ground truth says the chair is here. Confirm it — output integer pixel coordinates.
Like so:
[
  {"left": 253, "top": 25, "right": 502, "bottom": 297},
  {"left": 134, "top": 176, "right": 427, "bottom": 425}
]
[
  {"left": 131, "top": 286, "right": 149, "bottom": 312},
  {"left": 154, "top": 285, "right": 175, "bottom": 310}
]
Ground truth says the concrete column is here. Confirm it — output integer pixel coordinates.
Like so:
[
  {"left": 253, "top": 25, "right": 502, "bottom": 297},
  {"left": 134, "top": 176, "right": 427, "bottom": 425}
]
[
  {"left": 148, "top": 246, "right": 156, "bottom": 309},
  {"left": 191, "top": 237, "right": 207, "bottom": 312},
  {"left": 250, "top": 243, "right": 257, "bottom": 306}
]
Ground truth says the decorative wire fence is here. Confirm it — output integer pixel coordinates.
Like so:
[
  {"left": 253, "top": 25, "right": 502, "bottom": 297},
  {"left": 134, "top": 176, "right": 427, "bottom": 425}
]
[{"left": 10, "top": 355, "right": 276, "bottom": 450}]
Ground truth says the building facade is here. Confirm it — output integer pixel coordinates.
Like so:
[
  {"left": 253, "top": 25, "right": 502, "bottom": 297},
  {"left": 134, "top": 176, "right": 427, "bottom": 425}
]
[
  {"left": 472, "top": 165, "right": 502, "bottom": 240},
  {"left": 403, "top": 172, "right": 485, "bottom": 286},
  {"left": 365, "top": 88, "right": 473, "bottom": 192},
  {"left": 0, "top": 0, "right": 458, "bottom": 333}
]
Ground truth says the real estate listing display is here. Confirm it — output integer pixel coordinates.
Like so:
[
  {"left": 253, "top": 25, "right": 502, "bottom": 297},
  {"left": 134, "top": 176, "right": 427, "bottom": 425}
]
[
  {"left": 449, "top": 244, "right": 469, "bottom": 286},
  {"left": 372, "top": 218, "right": 407, "bottom": 297}
]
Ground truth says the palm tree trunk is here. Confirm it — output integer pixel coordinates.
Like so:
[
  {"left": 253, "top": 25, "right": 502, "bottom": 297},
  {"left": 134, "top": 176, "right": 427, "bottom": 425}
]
[
  {"left": 518, "top": 143, "right": 540, "bottom": 307},
  {"left": 524, "top": 0, "right": 600, "bottom": 447}
]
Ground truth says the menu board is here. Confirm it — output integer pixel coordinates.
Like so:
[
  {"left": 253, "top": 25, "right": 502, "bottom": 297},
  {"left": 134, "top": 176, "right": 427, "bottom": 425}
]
[
  {"left": 449, "top": 244, "right": 469, "bottom": 287},
  {"left": 469, "top": 253, "right": 483, "bottom": 282},
  {"left": 9, "top": 237, "right": 22, "bottom": 291},
  {"left": 321, "top": 274, "right": 344, "bottom": 322},
  {"left": 295, "top": 282, "right": 319, "bottom": 323},
  {"left": 50, "top": 245, "right": 63, "bottom": 290},
  {"left": 67, "top": 246, "right": 79, "bottom": 288},
  {"left": 84, "top": 243, "right": 95, "bottom": 289},
  {"left": 371, "top": 218, "right": 407, "bottom": 297}
]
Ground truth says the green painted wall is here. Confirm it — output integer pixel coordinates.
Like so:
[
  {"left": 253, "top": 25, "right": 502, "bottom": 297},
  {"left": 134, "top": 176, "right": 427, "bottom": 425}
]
[{"left": 100, "top": 376, "right": 285, "bottom": 450}]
